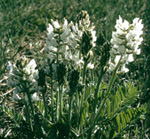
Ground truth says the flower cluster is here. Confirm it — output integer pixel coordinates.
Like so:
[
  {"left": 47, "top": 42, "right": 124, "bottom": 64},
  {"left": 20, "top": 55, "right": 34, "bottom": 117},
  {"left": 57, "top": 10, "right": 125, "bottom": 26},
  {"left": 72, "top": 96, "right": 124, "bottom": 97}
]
[
  {"left": 109, "top": 16, "right": 143, "bottom": 73},
  {"left": 78, "top": 11, "right": 97, "bottom": 49},
  {"left": 71, "top": 11, "right": 96, "bottom": 68},
  {"left": 45, "top": 18, "right": 80, "bottom": 75},
  {"left": 7, "top": 57, "right": 39, "bottom": 100},
  {"left": 23, "top": 59, "right": 39, "bottom": 82},
  {"left": 46, "top": 19, "right": 73, "bottom": 61},
  {"left": 45, "top": 11, "right": 96, "bottom": 71}
]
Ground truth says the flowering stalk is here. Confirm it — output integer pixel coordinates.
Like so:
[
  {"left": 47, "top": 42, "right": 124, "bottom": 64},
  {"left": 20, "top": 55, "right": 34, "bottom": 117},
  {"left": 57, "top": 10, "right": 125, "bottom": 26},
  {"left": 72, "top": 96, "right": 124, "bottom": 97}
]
[
  {"left": 107, "top": 56, "right": 122, "bottom": 95},
  {"left": 56, "top": 90, "right": 60, "bottom": 121},
  {"left": 26, "top": 91, "right": 35, "bottom": 117},
  {"left": 94, "top": 67, "right": 106, "bottom": 112},
  {"left": 67, "top": 69, "right": 79, "bottom": 135},
  {"left": 38, "top": 69, "right": 48, "bottom": 119},
  {"left": 68, "top": 92, "right": 73, "bottom": 130},
  {"left": 42, "top": 86, "right": 48, "bottom": 119},
  {"left": 23, "top": 92, "right": 33, "bottom": 131},
  {"left": 82, "top": 59, "right": 88, "bottom": 84},
  {"left": 76, "top": 12, "right": 96, "bottom": 133},
  {"left": 59, "top": 85, "right": 63, "bottom": 119},
  {"left": 51, "top": 81, "right": 54, "bottom": 122},
  {"left": 89, "top": 15, "right": 143, "bottom": 138},
  {"left": 7, "top": 58, "right": 39, "bottom": 132},
  {"left": 81, "top": 59, "right": 88, "bottom": 113}
]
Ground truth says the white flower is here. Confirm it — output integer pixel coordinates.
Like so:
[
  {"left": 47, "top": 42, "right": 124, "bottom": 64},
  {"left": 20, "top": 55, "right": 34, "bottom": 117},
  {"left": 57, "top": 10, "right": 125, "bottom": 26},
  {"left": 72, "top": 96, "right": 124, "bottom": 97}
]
[
  {"left": 7, "top": 58, "right": 39, "bottom": 95},
  {"left": 47, "top": 45, "right": 58, "bottom": 52},
  {"left": 51, "top": 20, "right": 60, "bottom": 29},
  {"left": 44, "top": 11, "right": 96, "bottom": 72},
  {"left": 111, "top": 16, "right": 143, "bottom": 55},
  {"left": 135, "top": 47, "right": 141, "bottom": 55},
  {"left": 45, "top": 18, "right": 83, "bottom": 70},
  {"left": 32, "top": 92, "right": 39, "bottom": 101},
  {"left": 132, "top": 18, "right": 144, "bottom": 34},
  {"left": 115, "top": 16, "right": 129, "bottom": 31},
  {"left": 91, "top": 30, "right": 97, "bottom": 47},
  {"left": 24, "top": 59, "right": 36, "bottom": 74},
  {"left": 115, "top": 55, "right": 121, "bottom": 64},
  {"left": 47, "top": 24, "right": 54, "bottom": 34},
  {"left": 7, "top": 62, "right": 20, "bottom": 87},
  {"left": 69, "top": 51, "right": 84, "bottom": 68},
  {"left": 61, "top": 19, "right": 71, "bottom": 41},
  {"left": 23, "top": 59, "right": 39, "bottom": 82},
  {"left": 121, "top": 65, "right": 129, "bottom": 73},
  {"left": 109, "top": 16, "right": 143, "bottom": 73},
  {"left": 109, "top": 62, "right": 115, "bottom": 71},
  {"left": 87, "top": 63, "right": 94, "bottom": 69},
  {"left": 128, "top": 54, "right": 134, "bottom": 62},
  {"left": 7, "top": 61, "right": 13, "bottom": 74},
  {"left": 108, "top": 55, "right": 121, "bottom": 72}
]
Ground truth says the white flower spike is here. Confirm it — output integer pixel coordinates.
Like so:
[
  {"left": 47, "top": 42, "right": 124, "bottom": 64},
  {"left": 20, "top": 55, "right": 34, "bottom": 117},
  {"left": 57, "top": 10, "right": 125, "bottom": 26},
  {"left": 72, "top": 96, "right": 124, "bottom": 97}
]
[{"left": 109, "top": 16, "right": 143, "bottom": 73}]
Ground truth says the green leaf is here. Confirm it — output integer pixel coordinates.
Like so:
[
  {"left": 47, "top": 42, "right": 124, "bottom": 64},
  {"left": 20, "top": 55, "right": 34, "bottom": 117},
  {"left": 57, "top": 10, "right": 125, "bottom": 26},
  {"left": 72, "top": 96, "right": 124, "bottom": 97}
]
[
  {"left": 2, "top": 106, "right": 23, "bottom": 126},
  {"left": 120, "top": 112, "right": 126, "bottom": 129},
  {"left": 35, "top": 100, "right": 45, "bottom": 116},
  {"left": 106, "top": 98, "right": 111, "bottom": 118},
  {"left": 116, "top": 114, "right": 121, "bottom": 132}
]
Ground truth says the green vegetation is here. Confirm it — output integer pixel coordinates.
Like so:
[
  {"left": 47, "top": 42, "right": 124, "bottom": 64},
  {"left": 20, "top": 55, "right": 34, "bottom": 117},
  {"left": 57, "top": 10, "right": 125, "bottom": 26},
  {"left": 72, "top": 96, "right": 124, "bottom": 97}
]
[{"left": 0, "top": 0, "right": 150, "bottom": 138}]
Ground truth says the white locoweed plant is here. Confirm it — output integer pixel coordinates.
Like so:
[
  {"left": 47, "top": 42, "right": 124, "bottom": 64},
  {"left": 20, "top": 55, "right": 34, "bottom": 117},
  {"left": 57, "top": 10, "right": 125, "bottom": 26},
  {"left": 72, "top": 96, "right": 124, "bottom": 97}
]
[
  {"left": 2, "top": 12, "right": 146, "bottom": 138},
  {"left": 7, "top": 57, "right": 39, "bottom": 131}
]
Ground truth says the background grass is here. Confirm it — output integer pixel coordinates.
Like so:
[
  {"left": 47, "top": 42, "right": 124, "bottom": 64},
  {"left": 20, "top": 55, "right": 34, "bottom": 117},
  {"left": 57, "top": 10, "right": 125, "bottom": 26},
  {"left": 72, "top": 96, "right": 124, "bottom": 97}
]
[
  {"left": 1, "top": 0, "right": 149, "bottom": 99},
  {"left": 0, "top": 0, "right": 150, "bottom": 138}
]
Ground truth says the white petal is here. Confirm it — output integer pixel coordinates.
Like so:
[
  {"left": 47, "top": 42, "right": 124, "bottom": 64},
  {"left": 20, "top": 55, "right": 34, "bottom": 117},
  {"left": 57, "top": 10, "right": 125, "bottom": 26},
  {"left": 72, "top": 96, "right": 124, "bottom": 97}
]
[
  {"left": 115, "top": 55, "right": 121, "bottom": 64},
  {"left": 128, "top": 54, "right": 134, "bottom": 62},
  {"left": 32, "top": 92, "right": 39, "bottom": 101},
  {"left": 52, "top": 20, "right": 60, "bottom": 29},
  {"left": 121, "top": 65, "right": 129, "bottom": 73},
  {"left": 47, "top": 24, "right": 54, "bottom": 34},
  {"left": 87, "top": 63, "right": 94, "bottom": 69}
]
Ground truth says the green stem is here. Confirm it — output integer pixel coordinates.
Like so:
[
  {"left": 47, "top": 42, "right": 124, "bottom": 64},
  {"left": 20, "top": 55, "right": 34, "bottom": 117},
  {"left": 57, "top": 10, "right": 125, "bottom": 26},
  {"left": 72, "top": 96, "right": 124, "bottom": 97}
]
[
  {"left": 68, "top": 94, "right": 73, "bottom": 129},
  {"left": 80, "top": 60, "right": 88, "bottom": 139},
  {"left": 56, "top": 89, "right": 59, "bottom": 121},
  {"left": 24, "top": 98, "right": 33, "bottom": 131},
  {"left": 42, "top": 86, "right": 48, "bottom": 119},
  {"left": 68, "top": 94, "right": 73, "bottom": 138},
  {"left": 80, "top": 95, "right": 85, "bottom": 139},
  {"left": 82, "top": 60, "right": 88, "bottom": 84},
  {"left": 27, "top": 92, "right": 34, "bottom": 117},
  {"left": 59, "top": 85, "right": 63, "bottom": 120},
  {"left": 51, "top": 82, "right": 54, "bottom": 122},
  {"left": 94, "top": 68, "right": 105, "bottom": 112},
  {"left": 106, "top": 56, "right": 122, "bottom": 94},
  {"left": 80, "top": 60, "right": 88, "bottom": 121}
]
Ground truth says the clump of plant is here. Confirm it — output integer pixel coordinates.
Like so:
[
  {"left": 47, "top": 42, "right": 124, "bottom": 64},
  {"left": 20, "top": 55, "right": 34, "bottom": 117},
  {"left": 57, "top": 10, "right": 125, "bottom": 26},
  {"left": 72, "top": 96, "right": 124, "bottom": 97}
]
[{"left": 1, "top": 11, "right": 146, "bottom": 138}]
